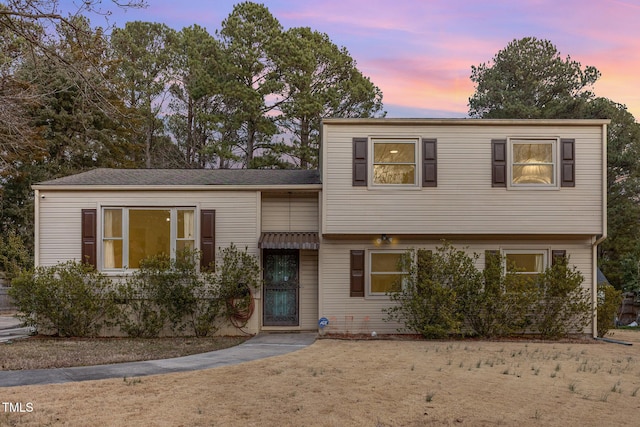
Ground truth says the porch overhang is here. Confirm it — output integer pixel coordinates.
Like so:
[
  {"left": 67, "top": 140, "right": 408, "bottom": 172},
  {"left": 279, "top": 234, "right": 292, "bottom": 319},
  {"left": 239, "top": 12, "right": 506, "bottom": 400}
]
[{"left": 258, "top": 232, "right": 320, "bottom": 250}]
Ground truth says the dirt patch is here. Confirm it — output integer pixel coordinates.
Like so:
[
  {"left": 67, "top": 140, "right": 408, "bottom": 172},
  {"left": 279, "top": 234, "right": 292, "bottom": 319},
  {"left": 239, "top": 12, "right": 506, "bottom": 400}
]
[
  {"left": 2, "top": 330, "right": 639, "bottom": 426},
  {"left": 0, "top": 336, "right": 249, "bottom": 370}
]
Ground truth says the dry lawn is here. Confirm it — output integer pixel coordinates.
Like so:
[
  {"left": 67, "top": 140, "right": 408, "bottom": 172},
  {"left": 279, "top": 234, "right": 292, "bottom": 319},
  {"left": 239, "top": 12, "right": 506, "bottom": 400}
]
[
  {"left": 0, "top": 336, "right": 249, "bottom": 371},
  {"left": 2, "top": 330, "right": 640, "bottom": 426}
]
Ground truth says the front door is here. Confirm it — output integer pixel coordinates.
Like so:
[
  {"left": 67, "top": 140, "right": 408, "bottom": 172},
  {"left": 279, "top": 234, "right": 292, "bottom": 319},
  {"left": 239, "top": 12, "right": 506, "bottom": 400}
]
[{"left": 263, "top": 249, "right": 299, "bottom": 326}]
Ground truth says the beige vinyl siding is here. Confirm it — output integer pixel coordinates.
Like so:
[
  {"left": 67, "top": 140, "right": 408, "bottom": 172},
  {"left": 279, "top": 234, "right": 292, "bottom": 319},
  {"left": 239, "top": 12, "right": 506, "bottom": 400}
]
[
  {"left": 37, "top": 189, "right": 260, "bottom": 268},
  {"left": 299, "top": 250, "right": 319, "bottom": 329},
  {"left": 261, "top": 193, "right": 319, "bottom": 232},
  {"left": 318, "top": 238, "right": 594, "bottom": 335},
  {"left": 322, "top": 122, "right": 605, "bottom": 236}
]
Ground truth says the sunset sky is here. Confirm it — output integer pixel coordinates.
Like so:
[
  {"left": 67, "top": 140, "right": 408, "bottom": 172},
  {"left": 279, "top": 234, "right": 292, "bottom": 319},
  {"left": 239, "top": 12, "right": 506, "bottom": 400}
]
[{"left": 61, "top": 0, "right": 640, "bottom": 119}]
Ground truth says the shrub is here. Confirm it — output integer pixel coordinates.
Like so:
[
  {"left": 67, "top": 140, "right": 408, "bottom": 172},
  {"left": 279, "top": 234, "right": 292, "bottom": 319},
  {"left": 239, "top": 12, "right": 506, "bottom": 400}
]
[
  {"left": 457, "top": 252, "right": 536, "bottom": 337},
  {"left": 114, "top": 245, "right": 261, "bottom": 337},
  {"left": 384, "top": 242, "right": 593, "bottom": 340},
  {"left": 384, "top": 244, "right": 466, "bottom": 338},
  {"left": 213, "top": 243, "right": 261, "bottom": 329},
  {"left": 597, "top": 283, "right": 622, "bottom": 337},
  {"left": 115, "top": 250, "right": 223, "bottom": 337},
  {"left": 530, "top": 257, "right": 592, "bottom": 338},
  {"left": 9, "top": 261, "right": 117, "bottom": 337},
  {"left": 0, "top": 229, "right": 31, "bottom": 282}
]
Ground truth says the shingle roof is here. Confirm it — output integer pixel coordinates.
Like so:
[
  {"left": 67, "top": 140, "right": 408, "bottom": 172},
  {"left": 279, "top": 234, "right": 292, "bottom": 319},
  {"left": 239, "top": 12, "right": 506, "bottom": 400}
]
[{"left": 36, "top": 168, "right": 322, "bottom": 187}]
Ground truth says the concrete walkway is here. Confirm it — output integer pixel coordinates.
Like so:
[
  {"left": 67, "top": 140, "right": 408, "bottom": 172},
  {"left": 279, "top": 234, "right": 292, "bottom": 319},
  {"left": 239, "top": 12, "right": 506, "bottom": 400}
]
[
  {"left": 0, "top": 316, "right": 316, "bottom": 388},
  {"left": 0, "top": 315, "right": 33, "bottom": 343}
]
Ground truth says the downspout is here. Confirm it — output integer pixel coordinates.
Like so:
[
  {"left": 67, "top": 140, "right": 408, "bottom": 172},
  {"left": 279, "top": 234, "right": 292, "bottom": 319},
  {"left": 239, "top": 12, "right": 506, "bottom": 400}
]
[
  {"left": 592, "top": 123, "right": 608, "bottom": 338},
  {"left": 34, "top": 189, "right": 40, "bottom": 268}
]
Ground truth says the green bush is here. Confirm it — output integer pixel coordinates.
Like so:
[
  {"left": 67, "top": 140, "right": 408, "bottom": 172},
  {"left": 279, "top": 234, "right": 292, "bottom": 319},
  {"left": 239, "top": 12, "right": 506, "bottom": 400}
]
[
  {"left": 457, "top": 252, "right": 536, "bottom": 337},
  {"left": 9, "top": 261, "right": 117, "bottom": 337},
  {"left": 0, "top": 229, "right": 31, "bottom": 282},
  {"left": 384, "top": 245, "right": 465, "bottom": 338},
  {"left": 114, "top": 245, "right": 261, "bottom": 337},
  {"left": 597, "top": 283, "right": 622, "bottom": 337},
  {"left": 213, "top": 243, "right": 261, "bottom": 329},
  {"left": 384, "top": 242, "right": 593, "bottom": 340},
  {"left": 115, "top": 250, "right": 222, "bottom": 337},
  {"left": 530, "top": 257, "right": 591, "bottom": 339}
]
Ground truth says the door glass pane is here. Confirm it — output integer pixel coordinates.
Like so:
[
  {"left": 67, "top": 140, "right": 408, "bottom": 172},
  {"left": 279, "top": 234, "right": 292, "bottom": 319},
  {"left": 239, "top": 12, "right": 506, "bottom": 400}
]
[
  {"left": 128, "top": 209, "right": 170, "bottom": 268},
  {"left": 263, "top": 251, "right": 299, "bottom": 326}
]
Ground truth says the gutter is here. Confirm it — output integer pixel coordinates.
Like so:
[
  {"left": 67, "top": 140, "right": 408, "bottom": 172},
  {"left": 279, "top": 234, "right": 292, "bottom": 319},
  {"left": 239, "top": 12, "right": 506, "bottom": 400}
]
[{"left": 31, "top": 184, "right": 323, "bottom": 192}]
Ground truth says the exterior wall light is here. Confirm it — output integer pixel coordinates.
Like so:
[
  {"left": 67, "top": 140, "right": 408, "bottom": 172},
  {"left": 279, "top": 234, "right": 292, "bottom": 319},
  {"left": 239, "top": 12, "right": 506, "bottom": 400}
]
[{"left": 376, "top": 234, "right": 393, "bottom": 244}]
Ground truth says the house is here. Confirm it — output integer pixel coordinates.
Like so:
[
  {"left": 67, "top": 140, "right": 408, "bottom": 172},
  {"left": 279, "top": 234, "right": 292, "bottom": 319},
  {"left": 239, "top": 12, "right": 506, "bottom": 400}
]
[{"left": 33, "top": 118, "right": 609, "bottom": 337}]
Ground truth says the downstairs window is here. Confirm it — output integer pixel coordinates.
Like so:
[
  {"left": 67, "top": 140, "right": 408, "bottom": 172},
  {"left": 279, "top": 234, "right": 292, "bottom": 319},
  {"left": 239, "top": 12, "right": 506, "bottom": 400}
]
[
  {"left": 369, "top": 251, "right": 407, "bottom": 295},
  {"left": 102, "top": 207, "right": 195, "bottom": 269}
]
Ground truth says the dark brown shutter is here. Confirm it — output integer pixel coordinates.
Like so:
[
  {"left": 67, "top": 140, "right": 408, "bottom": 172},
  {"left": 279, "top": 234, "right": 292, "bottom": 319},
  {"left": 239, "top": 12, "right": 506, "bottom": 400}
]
[
  {"left": 552, "top": 250, "right": 567, "bottom": 266},
  {"left": 352, "top": 137, "right": 368, "bottom": 186},
  {"left": 350, "top": 250, "right": 365, "bottom": 297},
  {"left": 492, "top": 139, "right": 507, "bottom": 187},
  {"left": 560, "top": 139, "right": 575, "bottom": 187},
  {"left": 81, "top": 209, "right": 97, "bottom": 268},
  {"left": 422, "top": 138, "right": 437, "bottom": 187},
  {"left": 200, "top": 210, "right": 216, "bottom": 271}
]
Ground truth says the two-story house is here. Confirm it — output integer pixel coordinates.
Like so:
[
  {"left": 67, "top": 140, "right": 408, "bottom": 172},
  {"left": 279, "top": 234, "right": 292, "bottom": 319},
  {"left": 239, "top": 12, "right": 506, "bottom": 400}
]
[{"left": 32, "top": 118, "right": 608, "bottom": 336}]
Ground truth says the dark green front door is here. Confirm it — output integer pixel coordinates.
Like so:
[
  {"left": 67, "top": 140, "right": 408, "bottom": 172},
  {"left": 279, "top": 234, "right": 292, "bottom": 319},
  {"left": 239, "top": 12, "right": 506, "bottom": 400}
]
[{"left": 263, "top": 250, "right": 299, "bottom": 326}]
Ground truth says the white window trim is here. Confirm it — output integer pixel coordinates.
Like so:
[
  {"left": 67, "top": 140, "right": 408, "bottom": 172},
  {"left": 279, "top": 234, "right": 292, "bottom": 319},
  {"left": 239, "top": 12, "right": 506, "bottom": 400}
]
[
  {"left": 367, "top": 249, "right": 408, "bottom": 297},
  {"left": 100, "top": 206, "right": 197, "bottom": 272},
  {"left": 502, "top": 249, "right": 548, "bottom": 275},
  {"left": 369, "top": 137, "right": 420, "bottom": 188},
  {"left": 507, "top": 137, "right": 560, "bottom": 190}
]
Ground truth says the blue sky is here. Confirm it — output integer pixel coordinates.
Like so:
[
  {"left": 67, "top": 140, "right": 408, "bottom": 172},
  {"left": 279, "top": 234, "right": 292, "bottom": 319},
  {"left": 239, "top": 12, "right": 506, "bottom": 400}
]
[{"left": 59, "top": 0, "right": 640, "bottom": 119}]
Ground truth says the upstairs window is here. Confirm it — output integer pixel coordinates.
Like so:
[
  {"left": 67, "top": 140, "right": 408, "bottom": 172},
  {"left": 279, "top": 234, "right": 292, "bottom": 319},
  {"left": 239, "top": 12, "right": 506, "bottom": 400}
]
[
  {"left": 511, "top": 139, "right": 556, "bottom": 186},
  {"left": 352, "top": 137, "right": 436, "bottom": 187},
  {"left": 372, "top": 139, "right": 417, "bottom": 185},
  {"left": 492, "top": 138, "right": 574, "bottom": 188}
]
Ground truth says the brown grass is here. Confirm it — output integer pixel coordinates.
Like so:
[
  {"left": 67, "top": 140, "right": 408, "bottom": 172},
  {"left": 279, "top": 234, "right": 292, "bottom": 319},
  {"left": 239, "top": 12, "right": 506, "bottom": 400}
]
[
  {"left": 2, "top": 330, "right": 640, "bottom": 426},
  {"left": 0, "top": 336, "right": 248, "bottom": 370}
]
